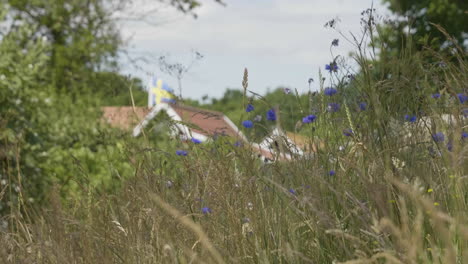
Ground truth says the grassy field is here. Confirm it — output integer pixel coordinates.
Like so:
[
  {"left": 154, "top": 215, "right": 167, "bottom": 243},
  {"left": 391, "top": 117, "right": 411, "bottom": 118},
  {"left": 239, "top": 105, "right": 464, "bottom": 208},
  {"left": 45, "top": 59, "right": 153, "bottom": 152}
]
[{"left": 1, "top": 18, "right": 468, "bottom": 264}]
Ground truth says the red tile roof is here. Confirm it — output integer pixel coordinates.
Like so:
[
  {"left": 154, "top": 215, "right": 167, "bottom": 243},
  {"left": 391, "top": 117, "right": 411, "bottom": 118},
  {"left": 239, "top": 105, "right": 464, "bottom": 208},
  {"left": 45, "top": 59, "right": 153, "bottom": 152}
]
[
  {"left": 101, "top": 106, "right": 151, "bottom": 130},
  {"left": 171, "top": 104, "right": 240, "bottom": 138}
]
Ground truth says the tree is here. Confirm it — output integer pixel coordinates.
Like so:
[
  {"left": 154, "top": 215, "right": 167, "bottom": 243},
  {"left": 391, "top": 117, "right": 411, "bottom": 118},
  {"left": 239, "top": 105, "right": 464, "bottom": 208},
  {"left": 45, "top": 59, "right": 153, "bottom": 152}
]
[
  {"left": 381, "top": 0, "right": 467, "bottom": 53},
  {"left": 6, "top": 0, "right": 224, "bottom": 97}
]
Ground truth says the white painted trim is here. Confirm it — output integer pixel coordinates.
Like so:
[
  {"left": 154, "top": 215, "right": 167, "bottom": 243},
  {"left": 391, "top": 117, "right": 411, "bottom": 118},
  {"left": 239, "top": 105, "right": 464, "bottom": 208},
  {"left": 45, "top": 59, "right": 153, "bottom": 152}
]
[
  {"left": 133, "top": 103, "right": 211, "bottom": 143},
  {"left": 222, "top": 115, "right": 249, "bottom": 142},
  {"left": 258, "top": 127, "right": 304, "bottom": 157}
]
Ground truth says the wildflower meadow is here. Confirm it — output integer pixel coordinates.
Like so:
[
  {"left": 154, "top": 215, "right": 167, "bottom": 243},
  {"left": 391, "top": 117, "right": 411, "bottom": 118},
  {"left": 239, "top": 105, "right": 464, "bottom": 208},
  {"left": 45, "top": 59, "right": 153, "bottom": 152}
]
[{"left": 1, "top": 1, "right": 468, "bottom": 264}]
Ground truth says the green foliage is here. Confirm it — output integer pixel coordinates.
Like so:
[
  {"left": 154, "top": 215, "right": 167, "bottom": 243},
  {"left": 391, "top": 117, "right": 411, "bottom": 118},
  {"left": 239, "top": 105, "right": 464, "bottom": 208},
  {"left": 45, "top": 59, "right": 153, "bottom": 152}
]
[
  {"left": 2, "top": 2, "right": 468, "bottom": 263},
  {"left": 381, "top": 0, "right": 467, "bottom": 53},
  {"left": 8, "top": 0, "right": 121, "bottom": 94}
]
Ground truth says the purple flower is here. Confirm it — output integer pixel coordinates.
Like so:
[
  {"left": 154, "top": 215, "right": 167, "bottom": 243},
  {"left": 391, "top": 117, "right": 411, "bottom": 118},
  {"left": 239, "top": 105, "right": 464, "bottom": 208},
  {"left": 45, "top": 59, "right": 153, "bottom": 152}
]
[
  {"left": 246, "top": 104, "right": 254, "bottom": 112},
  {"left": 432, "top": 93, "right": 441, "bottom": 99},
  {"left": 447, "top": 141, "right": 453, "bottom": 152},
  {"left": 331, "top": 39, "right": 339, "bottom": 46},
  {"left": 302, "top": 114, "right": 317, "bottom": 123},
  {"left": 457, "top": 93, "right": 467, "bottom": 104},
  {"left": 462, "top": 132, "right": 468, "bottom": 139},
  {"left": 234, "top": 141, "right": 243, "bottom": 147},
  {"left": 405, "top": 114, "right": 417, "bottom": 123},
  {"left": 283, "top": 87, "right": 291, "bottom": 94},
  {"left": 289, "top": 188, "right": 296, "bottom": 195},
  {"left": 327, "top": 103, "right": 340, "bottom": 112},
  {"left": 343, "top": 128, "right": 353, "bottom": 137},
  {"left": 325, "top": 62, "right": 338, "bottom": 73},
  {"left": 266, "top": 109, "right": 276, "bottom": 121},
  {"left": 191, "top": 138, "right": 202, "bottom": 144},
  {"left": 329, "top": 170, "right": 336, "bottom": 176},
  {"left": 432, "top": 132, "right": 445, "bottom": 142},
  {"left": 176, "top": 150, "right": 188, "bottom": 156},
  {"left": 242, "top": 120, "right": 253, "bottom": 128},
  {"left": 324, "top": 87, "right": 337, "bottom": 96},
  {"left": 202, "top": 207, "right": 212, "bottom": 214},
  {"left": 359, "top": 102, "right": 367, "bottom": 111}
]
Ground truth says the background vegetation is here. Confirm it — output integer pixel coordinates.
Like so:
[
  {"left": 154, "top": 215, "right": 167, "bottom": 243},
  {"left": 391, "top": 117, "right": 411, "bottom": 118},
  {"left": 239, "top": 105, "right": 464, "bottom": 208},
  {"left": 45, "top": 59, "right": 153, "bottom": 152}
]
[{"left": 0, "top": 0, "right": 467, "bottom": 263}]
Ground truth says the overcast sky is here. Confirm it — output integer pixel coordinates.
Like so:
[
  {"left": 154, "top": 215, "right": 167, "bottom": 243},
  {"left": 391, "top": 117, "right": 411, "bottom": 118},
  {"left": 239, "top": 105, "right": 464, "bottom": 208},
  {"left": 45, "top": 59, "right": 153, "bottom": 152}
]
[{"left": 119, "top": 0, "right": 389, "bottom": 101}]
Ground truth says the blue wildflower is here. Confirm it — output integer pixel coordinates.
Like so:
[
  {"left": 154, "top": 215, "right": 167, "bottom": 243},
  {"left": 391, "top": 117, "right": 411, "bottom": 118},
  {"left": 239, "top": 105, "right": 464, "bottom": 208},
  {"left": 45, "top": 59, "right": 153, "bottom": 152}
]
[
  {"left": 289, "top": 188, "right": 296, "bottom": 195},
  {"left": 266, "top": 109, "right": 276, "bottom": 121},
  {"left": 324, "top": 87, "right": 337, "bottom": 96},
  {"left": 331, "top": 39, "right": 339, "bottom": 46},
  {"left": 457, "top": 93, "right": 467, "bottom": 104},
  {"left": 405, "top": 114, "right": 417, "bottom": 123},
  {"left": 242, "top": 120, "right": 253, "bottom": 128},
  {"left": 447, "top": 141, "right": 453, "bottom": 152},
  {"left": 191, "top": 138, "right": 202, "bottom": 144},
  {"left": 176, "top": 150, "right": 188, "bottom": 156},
  {"left": 343, "top": 128, "right": 353, "bottom": 137},
  {"left": 432, "top": 132, "right": 445, "bottom": 142},
  {"left": 246, "top": 104, "right": 254, "bottom": 112},
  {"left": 325, "top": 63, "right": 338, "bottom": 73},
  {"left": 462, "top": 132, "right": 468, "bottom": 139},
  {"left": 432, "top": 93, "right": 440, "bottom": 99},
  {"left": 234, "top": 141, "right": 243, "bottom": 147},
  {"left": 359, "top": 102, "right": 367, "bottom": 111},
  {"left": 329, "top": 170, "right": 336, "bottom": 176},
  {"left": 283, "top": 87, "right": 291, "bottom": 94},
  {"left": 202, "top": 207, "right": 212, "bottom": 214},
  {"left": 327, "top": 103, "right": 340, "bottom": 112},
  {"left": 302, "top": 114, "right": 317, "bottom": 124}
]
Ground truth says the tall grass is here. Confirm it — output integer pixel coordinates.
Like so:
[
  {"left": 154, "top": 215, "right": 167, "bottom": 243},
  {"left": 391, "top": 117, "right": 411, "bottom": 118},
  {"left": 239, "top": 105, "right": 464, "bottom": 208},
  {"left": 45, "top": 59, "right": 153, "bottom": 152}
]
[{"left": 1, "top": 11, "right": 467, "bottom": 264}]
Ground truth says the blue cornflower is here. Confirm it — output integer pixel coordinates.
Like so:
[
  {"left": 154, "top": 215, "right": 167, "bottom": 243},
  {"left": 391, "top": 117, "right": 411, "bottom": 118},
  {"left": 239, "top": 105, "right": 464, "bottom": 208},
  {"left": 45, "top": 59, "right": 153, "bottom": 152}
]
[
  {"left": 234, "top": 141, "right": 243, "bottom": 147},
  {"left": 266, "top": 109, "right": 276, "bottom": 121},
  {"left": 404, "top": 114, "right": 417, "bottom": 123},
  {"left": 289, "top": 188, "right": 296, "bottom": 195},
  {"left": 324, "top": 87, "right": 337, "bottom": 96},
  {"left": 343, "top": 128, "right": 353, "bottom": 137},
  {"left": 327, "top": 103, "right": 340, "bottom": 112},
  {"left": 302, "top": 114, "right": 317, "bottom": 124},
  {"left": 176, "top": 150, "right": 188, "bottom": 156},
  {"left": 462, "top": 132, "right": 468, "bottom": 139},
  {"left": 447, "top": 141, "right": 453, "bottom": 152},
  {"left": 359, "top": 102, "right": 367, "bottom": 111},
  {"left": 432, "top": 132, "right": 445, "bottom": 142},
  {"left": 191, "top": 138, "right": 202, "bottom": 144},
  {"left": 325, "top": 63, "right": 338, "bottom": 73},
  {"left": 432, "top": 93, "right": 441, "bottom": 99},
  {"left": 329, "top": 170, "right": 336, "bottom": 176},
  {"left": 457, "top": 93, "right": 467, "bottom": 104},
  {"left": 202, "top": 207, "right": 212, "bottom": 214},
  {"left": 242, "top": 120, "right": 253, "bottom": 128},
  {"left": 331, "top": 39, "right": 339, "bottom": 46},
  {"left": 246, "top": 103, "right": 254, "bottom": 112}
]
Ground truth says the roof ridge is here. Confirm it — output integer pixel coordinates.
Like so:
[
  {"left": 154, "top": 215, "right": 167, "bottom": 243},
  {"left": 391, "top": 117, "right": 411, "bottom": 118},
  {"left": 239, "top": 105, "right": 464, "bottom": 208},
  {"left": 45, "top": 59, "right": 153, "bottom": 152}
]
[{"left": 169, "top": 103, "right": 224, "bottom": 116}]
